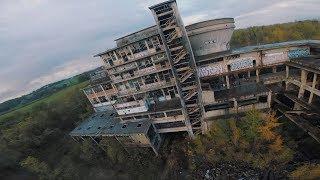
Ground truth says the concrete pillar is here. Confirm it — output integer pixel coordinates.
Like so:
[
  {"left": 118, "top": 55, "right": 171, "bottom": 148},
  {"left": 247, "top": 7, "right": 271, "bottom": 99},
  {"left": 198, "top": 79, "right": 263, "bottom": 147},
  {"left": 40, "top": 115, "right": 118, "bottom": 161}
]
[
  {"left": 308, "top": 73, "right": 318, "bottom": 104},
  {"left": 187, "top": 128, "right": 195, "bottom": 139},
  {"left": 212, "top": 90, "right": 216, "bottom": 102},
  {"left": 113, "top": 51, "right": 119, "bottom": 60},
  {"left": 298, "top": 70, "right": 307, "bottom": 99},
  {"left": 272, "top": 66, "right": 277, "bottom": 73},
  {"left": 267, "top": 90, "right": 272, "bottom": 108},
  {"left": 233, "top": 98, "right": 238, "bottom": 112},
  {"left": 100, "top": 84, "right": 108, "bottom": 97},
  {"left": 256, "top": 69, "right": 260, "bottom": 82},
  {"left": 83, "top": 89, "right": 94, "bottom": 106},
  {"left": 161, "top": 89, "right": 166, "bottom": 100},
  {"left": 285, "top": 66, "right": 290, "bottom": 90},
  {"left": 226, "top": 75, "right": 230, "bottom": 89},
  {"left": 201, "top": 120, "right": 208, "bottom": 134},
  {"left": 145, "top": 40, "right": 150, "bottom": 50},
  {"left": 90, "top": 87, "right": 101, "bottom": 104},
  {"left": 128, "top": 46, "right": 134, "bottom": 58}
]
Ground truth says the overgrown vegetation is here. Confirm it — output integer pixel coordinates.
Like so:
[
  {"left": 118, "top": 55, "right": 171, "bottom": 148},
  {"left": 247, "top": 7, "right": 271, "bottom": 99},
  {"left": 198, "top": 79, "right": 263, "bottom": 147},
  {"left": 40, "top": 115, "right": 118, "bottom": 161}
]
[
  {"left": 187, "top": 110, "right": 293, "bottom": 178},
  {"left": 231, "top": 20, "right": 320, "bottom": 48}
]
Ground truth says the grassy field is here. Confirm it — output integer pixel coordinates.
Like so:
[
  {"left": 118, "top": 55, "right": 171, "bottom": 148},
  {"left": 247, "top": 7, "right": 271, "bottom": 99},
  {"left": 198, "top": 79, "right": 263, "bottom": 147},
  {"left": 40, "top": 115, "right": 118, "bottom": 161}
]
[{"left": 0, "top": 81, "right": 89, "bottom": 123}]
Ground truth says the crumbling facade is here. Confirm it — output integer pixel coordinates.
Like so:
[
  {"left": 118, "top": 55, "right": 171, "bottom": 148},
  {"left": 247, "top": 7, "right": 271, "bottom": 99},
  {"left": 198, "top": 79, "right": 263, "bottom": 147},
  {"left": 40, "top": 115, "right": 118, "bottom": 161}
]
[{"left": 70, "top": 0, "right": 320, "bottom": 154}]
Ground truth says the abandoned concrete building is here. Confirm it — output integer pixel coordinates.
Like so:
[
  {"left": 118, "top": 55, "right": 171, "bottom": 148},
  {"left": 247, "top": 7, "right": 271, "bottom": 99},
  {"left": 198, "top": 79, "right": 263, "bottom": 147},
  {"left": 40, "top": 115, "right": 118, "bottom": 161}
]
[{"left": 70, "top": 0, "right": 320, "bottom": 154}]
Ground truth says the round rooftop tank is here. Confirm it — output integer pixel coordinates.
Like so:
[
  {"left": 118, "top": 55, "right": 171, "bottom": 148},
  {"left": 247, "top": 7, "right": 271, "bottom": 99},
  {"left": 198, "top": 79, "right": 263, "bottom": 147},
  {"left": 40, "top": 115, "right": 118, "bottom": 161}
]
[{"left": 186, "top": 18, "right": 235, "bottom": 57}]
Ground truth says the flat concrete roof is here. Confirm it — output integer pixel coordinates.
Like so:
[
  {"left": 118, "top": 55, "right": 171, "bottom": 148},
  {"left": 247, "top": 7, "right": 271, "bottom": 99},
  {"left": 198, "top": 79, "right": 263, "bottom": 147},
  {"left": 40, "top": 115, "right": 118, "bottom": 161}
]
[
  {"left": 287, "top": 55, "right": 320, "bottom": 73},
  {"left": 70, "top": 110, "right": 151, "bottom": 137},
  {"left": 215, "top": 82, "right": 269, "bottom": 101},
  {"left": 117, "top": 98, "right": 182, "bottom": 118}
]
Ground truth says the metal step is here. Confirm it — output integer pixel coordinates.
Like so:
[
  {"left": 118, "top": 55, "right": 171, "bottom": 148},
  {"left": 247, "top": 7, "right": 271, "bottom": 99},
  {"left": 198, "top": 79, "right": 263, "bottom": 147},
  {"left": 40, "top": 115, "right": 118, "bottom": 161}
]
[
  {"left": 176, "top": 66, "right": 190, "bottom": 72},
  {"left": 172, "top": 49, "right": 187, "bottom": 64},
  {"left": 179, "top": 69, "right": 193, "bottom": 82},
  {"left": 164, "top": 29, "right": 181, "bottom": 44},
  {"left": 184, "top": 88, "right": 198, "bottom": 100},
  {"left": 168, "top": 45, "right": 184, "bottom": 52}
]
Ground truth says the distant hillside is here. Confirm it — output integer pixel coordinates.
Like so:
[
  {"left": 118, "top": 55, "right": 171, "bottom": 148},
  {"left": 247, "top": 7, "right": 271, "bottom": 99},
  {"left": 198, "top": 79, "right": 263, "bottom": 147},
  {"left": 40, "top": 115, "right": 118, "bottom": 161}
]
[
  {"left": 231, "top": 20, "right": 320, "bottom": 48},
  {"left": 0, "top": 68, "right": 98, "bottom": 115}
]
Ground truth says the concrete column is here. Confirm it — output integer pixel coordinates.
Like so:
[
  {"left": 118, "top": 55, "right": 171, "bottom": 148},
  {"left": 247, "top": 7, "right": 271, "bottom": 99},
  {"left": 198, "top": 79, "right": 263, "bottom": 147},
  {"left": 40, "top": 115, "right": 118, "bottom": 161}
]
[
  {"left": 272, "top": 66, "right": 277, "bottom": 73},
  {"left": 212, "top": 90, "right": 216, "bottom": 102},
  {"left": 145, "top": 40, "right": 150, "bottom": 50},
  {"left": 233, "top": 98, "right": 238, "bottom": 112},
  {"left": 150, "top": 56, "right": 156, "bottom": 66},
  {"left": 308, "top": 73, "right": 318, "bottom": 104},
  {"left": 100, "top": 84, "right": 108, "bottom": 97},
  {"left": 113, "top": 51, "right": 119, "bottom": 60},
  {"left": 128, "top": 46, "right": 134, "bottom": 58},
  {"left": 201, "top": 120, "right": 208, "bottom": 134},
  {"left": 298, "top": 70, "right": 307, "bottom": 99},
  {"left": 83, "top": 89, "right": 94, "bottom": 106},
  {"left": 267, "top": 90, "right": 272, "bottom": 108},
  {"left": 256, "top": 69, "right": 260, "bottom": 82},
  {"left": 225, "top": 75, "right": 230, "bottom": 89},
  {"left": 92, "top": 88, "right": 101, "bottom": 104},
  {"left": 161, "top": 89, "right": 166, "bottom": 100},
  {"left": 285, "top": 66, "right": 290, "bottom": 90},
  {"left": 132, "top": 94, "right": 137, "bottom": 101}
]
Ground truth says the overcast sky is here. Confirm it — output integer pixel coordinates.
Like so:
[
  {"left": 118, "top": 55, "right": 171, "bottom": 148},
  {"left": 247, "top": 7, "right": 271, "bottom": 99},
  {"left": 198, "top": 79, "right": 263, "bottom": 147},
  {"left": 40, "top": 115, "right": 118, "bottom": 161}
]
[{"left": 0, "top": 0, "right": 319, "bottom": 103}]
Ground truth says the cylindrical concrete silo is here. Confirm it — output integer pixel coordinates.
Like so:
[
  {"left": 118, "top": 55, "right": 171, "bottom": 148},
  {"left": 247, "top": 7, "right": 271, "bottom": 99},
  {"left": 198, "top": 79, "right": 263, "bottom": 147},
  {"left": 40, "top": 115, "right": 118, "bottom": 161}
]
[{"left": 186, "top": 18, "right": 235, "bottom": 56}]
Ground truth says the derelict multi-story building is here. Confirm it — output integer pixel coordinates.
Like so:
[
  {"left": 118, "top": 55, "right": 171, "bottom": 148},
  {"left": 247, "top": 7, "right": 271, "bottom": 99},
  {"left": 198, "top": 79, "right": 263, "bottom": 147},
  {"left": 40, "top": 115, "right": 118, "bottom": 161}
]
[{"left": 70, "top": 0, "right": 320, "bottom": 153}]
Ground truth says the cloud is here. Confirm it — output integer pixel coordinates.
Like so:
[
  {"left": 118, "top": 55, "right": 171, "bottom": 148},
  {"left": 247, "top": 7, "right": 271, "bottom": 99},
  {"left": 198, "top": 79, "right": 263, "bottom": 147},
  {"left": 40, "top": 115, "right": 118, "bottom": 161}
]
[
  {"left": 0, "top": 0, "right": 319, "bottom": 102},
  {"left": 183, "top": 14, "right": 209, "bottom": 25},
  {"left": 28, "top": 57, "right": 102, "bottom": 90}
]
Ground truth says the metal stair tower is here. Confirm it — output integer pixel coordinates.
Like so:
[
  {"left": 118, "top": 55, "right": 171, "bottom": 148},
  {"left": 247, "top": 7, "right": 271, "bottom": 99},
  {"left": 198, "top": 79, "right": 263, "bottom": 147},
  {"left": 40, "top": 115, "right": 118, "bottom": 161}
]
[{"left": 149, "top": 0, "right": 204, "bottom": 138}]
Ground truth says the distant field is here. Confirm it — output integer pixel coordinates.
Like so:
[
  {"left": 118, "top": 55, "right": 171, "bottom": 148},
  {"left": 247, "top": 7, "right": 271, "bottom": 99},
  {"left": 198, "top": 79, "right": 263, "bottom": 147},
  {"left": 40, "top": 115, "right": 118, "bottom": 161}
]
[{"left": 0, "top": 81, "right": 89, "bottom": 123}]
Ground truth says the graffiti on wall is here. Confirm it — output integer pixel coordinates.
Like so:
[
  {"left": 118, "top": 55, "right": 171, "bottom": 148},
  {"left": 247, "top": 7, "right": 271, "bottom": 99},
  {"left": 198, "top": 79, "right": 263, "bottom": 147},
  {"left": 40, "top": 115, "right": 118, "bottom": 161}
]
[
  {"left": 262, "top": 52, "right": 288, "bottom": 65},
  {"left": 288, "top": 48, "right": 310, "bottom": 59},
  {"left": 229, "top": 58, "right": 254, "bottom": 71},
  {"left": 198, "top": 64, "right": 225, "bottom": 77}
]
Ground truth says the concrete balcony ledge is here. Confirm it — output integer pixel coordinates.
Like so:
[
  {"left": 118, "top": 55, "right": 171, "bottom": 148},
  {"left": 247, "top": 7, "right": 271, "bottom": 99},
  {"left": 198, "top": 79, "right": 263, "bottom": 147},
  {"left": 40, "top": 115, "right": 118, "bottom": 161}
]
[
  {"left": 118, "top": 79, "right": 175, "bottom": 97},
  {"left": 115, "top": 100, "right": 149, "bottom": 115},
  {"left": 112, "top": 65, "right": 171, "bottom": 84},
  {"left": 157, "top": 126, "right": 188, "bottom": 133},
  {"left": 110, "top": 63, "right": 137, "bottom": 75},
  {"left": 87, "top": 89, "right": 117, "bottom": 99},
  {"left": 93, "top": 100, "right": 116, "bottom": 107},
  {"left": 135, "top": 66, "right": 156, "bottom": 76},
  {"left": 141, "top": 80, "right": 167, "bottom": 90},
  {"left": 106, "top": 47, "right": 164, "bottom": 70},
  {"left": 153, "top": 115, "right": 185, "bottom": 123}
]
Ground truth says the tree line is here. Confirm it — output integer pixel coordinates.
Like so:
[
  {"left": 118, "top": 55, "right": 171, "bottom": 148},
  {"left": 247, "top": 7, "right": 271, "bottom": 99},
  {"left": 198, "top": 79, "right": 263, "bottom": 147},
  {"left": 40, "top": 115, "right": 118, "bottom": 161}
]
[{"left": 231, "top": 20, "right": 320, "bottom": 48}]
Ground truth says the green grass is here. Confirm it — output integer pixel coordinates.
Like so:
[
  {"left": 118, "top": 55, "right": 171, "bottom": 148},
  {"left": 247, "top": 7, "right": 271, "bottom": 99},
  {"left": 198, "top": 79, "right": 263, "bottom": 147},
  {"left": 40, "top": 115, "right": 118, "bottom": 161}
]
[{"left": 0, "top": 81, "right": 89, "bottom": 123}]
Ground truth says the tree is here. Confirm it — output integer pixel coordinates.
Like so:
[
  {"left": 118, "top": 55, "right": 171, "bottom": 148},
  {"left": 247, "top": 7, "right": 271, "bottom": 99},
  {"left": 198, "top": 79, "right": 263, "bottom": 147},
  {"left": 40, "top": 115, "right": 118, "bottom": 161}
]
[
  {"left": 20, "top": 156, "right": 50, "bottom": 179},
  {"left": 290, "top": 163, "right": 320, "bottom": 179}
]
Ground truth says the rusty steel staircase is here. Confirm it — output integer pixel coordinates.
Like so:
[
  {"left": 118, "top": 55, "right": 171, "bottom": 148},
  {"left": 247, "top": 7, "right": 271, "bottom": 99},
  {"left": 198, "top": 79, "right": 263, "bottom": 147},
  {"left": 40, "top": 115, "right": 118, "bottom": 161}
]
[{"left": 150, "top": 0, "right": 204, "bottom": 137}]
